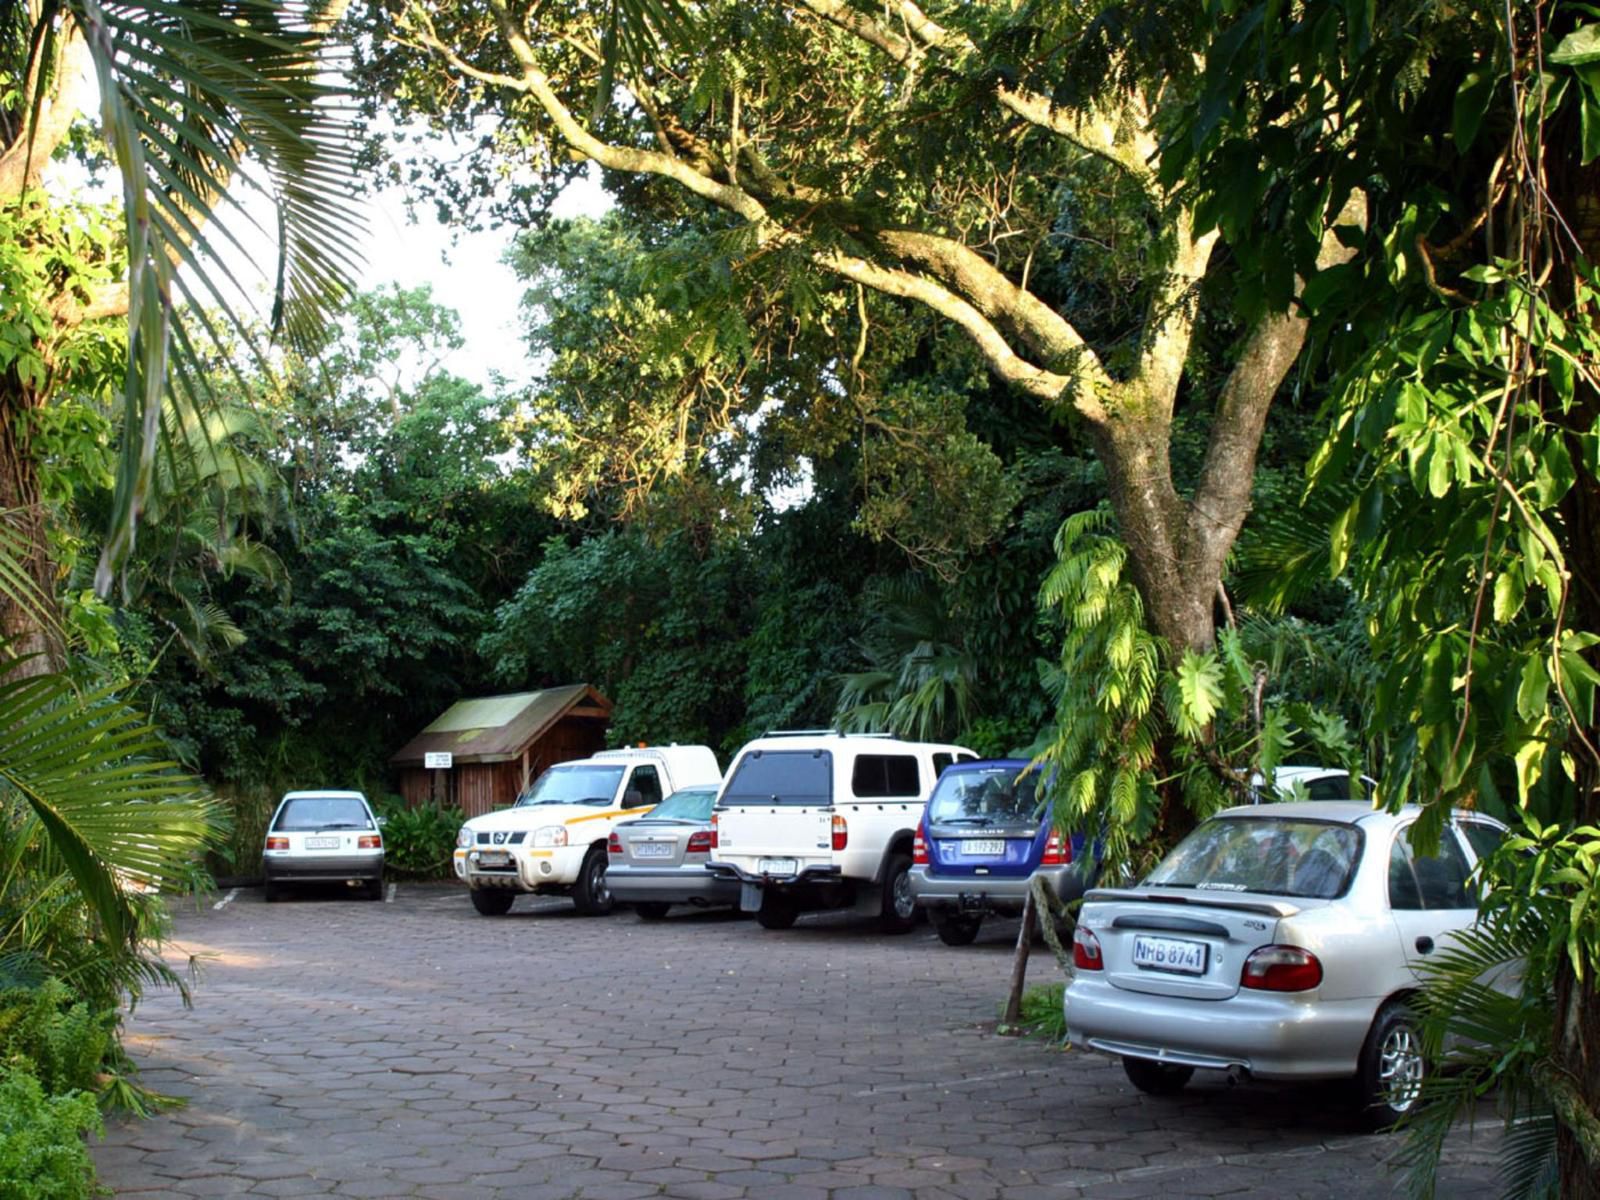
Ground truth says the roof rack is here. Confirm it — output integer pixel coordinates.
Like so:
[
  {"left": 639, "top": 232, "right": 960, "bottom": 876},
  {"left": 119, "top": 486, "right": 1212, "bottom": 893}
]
[{"left": 760, "top": 729, "right": 894, "bottom": 739}]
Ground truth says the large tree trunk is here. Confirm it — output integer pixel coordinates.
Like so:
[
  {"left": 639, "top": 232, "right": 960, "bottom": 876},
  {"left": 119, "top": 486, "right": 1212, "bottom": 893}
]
[{"left": 0, "top": 386, "right": 62, "bottom": 675}]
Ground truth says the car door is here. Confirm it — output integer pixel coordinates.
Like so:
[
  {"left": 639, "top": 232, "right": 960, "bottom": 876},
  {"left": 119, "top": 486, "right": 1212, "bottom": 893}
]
[{"left": 1387, "top": 821, "right": 1478, "bottom": 979}]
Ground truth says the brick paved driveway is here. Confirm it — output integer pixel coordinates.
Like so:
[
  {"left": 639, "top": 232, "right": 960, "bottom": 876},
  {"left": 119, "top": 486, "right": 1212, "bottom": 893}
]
[{"left": 93, "top": 883, "right": 1501, "bottom": 1199}]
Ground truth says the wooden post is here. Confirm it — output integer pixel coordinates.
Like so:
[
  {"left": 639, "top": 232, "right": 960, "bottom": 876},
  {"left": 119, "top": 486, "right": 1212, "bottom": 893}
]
[{"left": 1000, "top": 886, "right": 1037, "bottom": 1028}]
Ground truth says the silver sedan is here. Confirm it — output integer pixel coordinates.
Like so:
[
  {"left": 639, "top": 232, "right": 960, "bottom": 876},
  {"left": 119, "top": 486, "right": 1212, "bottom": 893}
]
[
  {"left": 605, "top": 785, "right": 739, "bottom": 919},
  {"left": 1063, "top": 801, "right": 1507, "bottom": 1127}
]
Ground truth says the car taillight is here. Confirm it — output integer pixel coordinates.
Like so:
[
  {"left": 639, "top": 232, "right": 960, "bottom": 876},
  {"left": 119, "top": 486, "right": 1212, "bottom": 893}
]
[
  {"left": 265, "top": 836, "right": 288, "bottom": 851},
  {"left": 686, "top": 830, "right": 714, "bottom": 854},
  {"left": 608, "top": 833, "right": 623, "bottom": 856},
  {"left": 1241, "top": 945, "right": 1323, "bottom": 992},
  {"left": 709, "top": 814, "right": 719, "bottom": 850},
  {"left": 358, "top": 835, "right": 381, "bottom": 850},
  {"left": 912, "top": 821, "right": 928, "bottom": 866},
  {"left": 1041, "top": 828, "right": 1072, "bottom": 866},
  {"left": 1073, "top": 926, "right": 1104, "bottom": 970},
  {"left": 831, "top": 814, "right": 848, "bottom": 852}
]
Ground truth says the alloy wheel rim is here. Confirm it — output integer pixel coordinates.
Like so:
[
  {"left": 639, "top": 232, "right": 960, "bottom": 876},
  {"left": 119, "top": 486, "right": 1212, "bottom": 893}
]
[
  {"left": 1378, "top": 1024, "right": 1424, "bottom": 1112},
  {"left": 893, "top": 870, "right": 915, "bottom": 919},
  {"left": 591, "top": 858, "right": 609, "bottom": 904}
]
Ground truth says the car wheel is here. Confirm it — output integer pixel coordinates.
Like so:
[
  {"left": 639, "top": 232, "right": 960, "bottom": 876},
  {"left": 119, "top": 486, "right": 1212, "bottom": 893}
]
[
  {"left": 1122, "top": 1056, "right": 1194, "bottom": 1096},
  {"left": 469, "top": 888, "right": 515, "bottom": 916},
  {"left": 1354, "top": 1000, "right": 1425, "bottom": 1129},
  {"left": 756, "top": 891, "right": 799, "bottom": 930},
  {"left": 879, "top": 853, "right": 917, "bottom": 934},
  {"left": 573, "top": 847, "right": 614, "bottom": 916},
  {"left": 932, "top": 911, "right": 982, "bottom": 946},
  {"left": 263, "top": 880, "right": 281, "bottom": 903},
  {"left": 366, "top": 876, "right": 386, "bottom": 901},
  {"left": 634, "top": 902, "right": 671, "bottom": 921}
]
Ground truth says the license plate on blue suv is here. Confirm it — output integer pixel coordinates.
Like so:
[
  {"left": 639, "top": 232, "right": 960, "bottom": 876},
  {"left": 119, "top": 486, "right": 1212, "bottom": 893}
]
[{"left": 1132, "top": 935, "right": 1207, "bottom": 975}]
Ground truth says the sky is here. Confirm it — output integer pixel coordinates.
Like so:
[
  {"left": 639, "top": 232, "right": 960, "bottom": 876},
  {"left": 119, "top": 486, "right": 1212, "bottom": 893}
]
[{"left": 356, "top": 166, "right": 613, "bottom": 389}]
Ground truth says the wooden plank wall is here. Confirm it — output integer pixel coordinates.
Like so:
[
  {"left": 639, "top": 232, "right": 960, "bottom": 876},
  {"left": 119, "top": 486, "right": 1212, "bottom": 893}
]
[{"left": 395, "top": 715, "right": 611, "bottom": 818}]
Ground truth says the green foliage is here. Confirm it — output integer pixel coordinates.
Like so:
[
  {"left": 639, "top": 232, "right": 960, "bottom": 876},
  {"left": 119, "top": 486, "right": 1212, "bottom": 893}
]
[
  {"left": 1035, "top": 508, "right": 1362, "bottom": 870},
  {"left": 374, "top": 802, "right": 463, "bottom": 880},
  {"left": 0, "top": 979, "right": 113, "bottom": 1098},
  {"left": 0, "top": 1069, "right": 100, "bottom": 1200},
  {"left": 1013, "top": 981, "right": 1067, "bottom": 1044}
]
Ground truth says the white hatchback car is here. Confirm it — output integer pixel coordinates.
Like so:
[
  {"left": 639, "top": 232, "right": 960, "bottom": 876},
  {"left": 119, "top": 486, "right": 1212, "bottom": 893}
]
[
  {"left": 262, "top": 790, "right": 384, "bottom": 902},
  {"left": 1064, "top": 801, "right": 1507, "bottom": 1126}
]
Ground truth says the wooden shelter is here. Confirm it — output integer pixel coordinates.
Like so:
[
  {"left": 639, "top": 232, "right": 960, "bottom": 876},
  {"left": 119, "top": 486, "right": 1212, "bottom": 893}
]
[{"left": 390, "top": 685, "right": 612, "bottom": 817}]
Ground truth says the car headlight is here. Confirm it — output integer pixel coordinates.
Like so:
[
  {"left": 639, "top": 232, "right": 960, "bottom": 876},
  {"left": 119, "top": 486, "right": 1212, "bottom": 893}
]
[
  {"left": 457, "top": 828, "right": 475, "bottom": 849},
  {"left": 532, "top": 826, "right": 568, "bottom": 848}
]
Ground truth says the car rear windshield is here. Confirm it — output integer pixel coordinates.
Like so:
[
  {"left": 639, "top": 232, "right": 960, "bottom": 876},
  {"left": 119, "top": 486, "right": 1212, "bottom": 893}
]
[
  {"left": 1145, "top": 817, "right": 1362, "bottom": 899},
  {"left": 642, "top": 787, "right": 717, "bottom": 822},
  {"left": 721, "top": 750, "right": 832, "bottom": 806},
  {"left": 274, "top": 797, "right": 373, "bottom": 832},
  {"left": 515, "top": 765, "right": 625, "bottom": 807},
  {"left": 928, "top": 767, "right": 1040, "bottom": 826}
]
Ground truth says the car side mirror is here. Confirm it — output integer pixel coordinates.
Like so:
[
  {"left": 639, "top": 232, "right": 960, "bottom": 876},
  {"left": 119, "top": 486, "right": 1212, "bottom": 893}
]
[
  {"left": 623, "top": 789, "right": 643, "bottom": 807},
  {"left": 376, "top": 815, "right": 388, "bottom": 828}
]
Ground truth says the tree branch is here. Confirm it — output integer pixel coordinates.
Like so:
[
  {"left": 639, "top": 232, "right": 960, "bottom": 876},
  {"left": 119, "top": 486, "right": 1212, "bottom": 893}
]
[
  {"left": 796, "top": 0, "right": 1157, "bottom": 194},
  {"left": 1186, "top": 190, "right": 1368, "bottom": 572}
]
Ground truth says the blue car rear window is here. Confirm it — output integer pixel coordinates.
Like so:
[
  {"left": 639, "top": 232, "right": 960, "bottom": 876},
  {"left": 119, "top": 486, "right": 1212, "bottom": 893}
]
[{"left": 928, "top": 767, "right": 1040, "bottom": 826}]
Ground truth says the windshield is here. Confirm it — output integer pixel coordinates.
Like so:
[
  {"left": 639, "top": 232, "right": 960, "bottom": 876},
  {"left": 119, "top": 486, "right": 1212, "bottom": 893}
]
[
  {"left": 514, "top": 765, "right": 626, "bottom": 808},
  {"left": 927, "top": 767, "right": 1040, "bottom": 826},
  {"left": 638, "top": 787, "right": 718, "bottom": 822},
  {"left": 1145, "top": 817, "right": 1362, "bottom": 899},
  {"left": 274, "top": 797, "right": 372, "bottom": 832}
]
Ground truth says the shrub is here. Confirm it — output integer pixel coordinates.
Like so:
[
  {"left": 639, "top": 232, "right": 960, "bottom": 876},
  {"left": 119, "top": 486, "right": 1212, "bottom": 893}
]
[
  {"left": 376, "top": 802, "right": 463, "bottom": 879},
  {"left": 1017, "top": 982, "right": 1067, "bottom": 1042},
  {"left": 0, "top": 1070, "right": 101, "bottom": 1200},
  {"left": 0, "top": 979, "right": 114, "bottom": 1097}
]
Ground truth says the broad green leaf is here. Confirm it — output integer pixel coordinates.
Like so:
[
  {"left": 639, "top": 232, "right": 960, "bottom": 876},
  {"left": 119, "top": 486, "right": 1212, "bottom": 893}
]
[
  {"left": 1172, "top": 651, "right": 1225, "bottom": 737},
  {"left": 1550, "top": 23, "right": 1600, "bottom": 65},
  {"left": 1494, "top": 570, "right": 1526, "bottom": 623},
  {"left": 1518, "top": 653, "right": 1551, "bottom": 721},
  {"left": 1452, "top": 67, "right": 1497, "bottom": 150}
]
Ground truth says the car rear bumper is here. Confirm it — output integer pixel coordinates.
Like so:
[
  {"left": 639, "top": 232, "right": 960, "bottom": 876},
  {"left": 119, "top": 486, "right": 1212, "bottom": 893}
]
[
  {"left": 263, "top": 851, "right": 382, "bottom": 883},
  {"left": 607, "top": 864, "right": 741, "bottom": 906},
  {"left": 908, "top": 864, "right": 1087, "bottom": 913},
  {"left": 1063, "top": 976, "right": 1374, "bottom": 1080}
]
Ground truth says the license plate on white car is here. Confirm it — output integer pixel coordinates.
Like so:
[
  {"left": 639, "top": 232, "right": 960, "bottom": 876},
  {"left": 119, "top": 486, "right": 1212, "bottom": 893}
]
[
  {"left": 758, "top": 857, "right": 798, "bottom": 876},
  {"left": 1132, "top": 935, "right": 1208, "bottom": 975},
  {"left": 476, "top": 851, "right": 511, "bottom": 867},
  {"left": 633, "top": 842, "right": 673, "bottom": 858},
  {"left": 959, "top": 839, "right": 1006, "bottom": 856},
  {"left": 303, "top": 837, "right": 340, "bottom": 849}
]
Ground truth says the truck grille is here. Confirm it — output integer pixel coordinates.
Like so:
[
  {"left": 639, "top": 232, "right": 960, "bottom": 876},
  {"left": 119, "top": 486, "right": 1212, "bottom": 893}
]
[{"left": 475, "top": 832, "right": 526, "bottom": 845}]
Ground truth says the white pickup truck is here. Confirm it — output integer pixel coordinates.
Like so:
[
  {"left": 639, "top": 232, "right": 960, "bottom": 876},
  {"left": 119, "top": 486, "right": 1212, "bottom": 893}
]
[
  {"left": 708, "top": 732, "right": 976, "bottom": 931},
  {"left": 453, "top": 745, "right": 720, "bottom": 916}
]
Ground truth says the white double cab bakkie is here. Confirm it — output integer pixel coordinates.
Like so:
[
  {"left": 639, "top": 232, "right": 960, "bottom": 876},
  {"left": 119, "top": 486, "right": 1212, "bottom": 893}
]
[
  {"left": 708, "top": 732, "right": 977, "bottom": 931},
  {"left": 453, "top": 745, "right": 721, "bottom": 916}
]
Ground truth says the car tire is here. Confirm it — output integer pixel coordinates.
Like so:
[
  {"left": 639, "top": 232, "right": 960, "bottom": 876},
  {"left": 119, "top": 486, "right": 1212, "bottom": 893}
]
[
  {"left": 1122, "top": 1056, "right": 1194, "bottom": 1096},
  {"left": 572, "top": 847, "right": 614, "bottom": 916},
  {"left": 932, "top": 911, "right": 982, "bottom": 946},
  {"left": 756, "top": 891, "right": 799, "bottom": 930},
  {"left": 263, "top": 880, "right": 281, "bottom": 903},
  {"left": 879, "top": 853, "right": 917, "bottom": 934},
  {"left": 634, "top": 902, "right": 671, "bottom": 921},
  {"left": 1353, "top": 1000, "right": 1425, "bottom": 1129},
  {"left": 469, "top": 887, "right": 515, "bottom": 916},
  {"left": 365, "top": 876, "right": 385, "bottom": 901}
]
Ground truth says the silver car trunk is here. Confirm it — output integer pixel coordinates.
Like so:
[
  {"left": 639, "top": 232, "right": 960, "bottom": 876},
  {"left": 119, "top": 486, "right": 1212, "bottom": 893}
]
[
  {"left": 619, "top": 820, "right": 699, "bottom": 868},
  {"left": 1083, "top": 887, "right": 1301, "bottom": 1001}
]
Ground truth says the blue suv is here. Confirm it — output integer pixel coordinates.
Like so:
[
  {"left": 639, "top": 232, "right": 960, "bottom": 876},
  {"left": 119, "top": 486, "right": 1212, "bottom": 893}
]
[{"left": 908, "top": 758, "right": 1090, "bottom": 946}]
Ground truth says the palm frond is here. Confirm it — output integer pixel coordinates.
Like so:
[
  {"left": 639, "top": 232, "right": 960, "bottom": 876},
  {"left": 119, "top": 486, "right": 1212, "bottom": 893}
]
[
  {"left": 67, "top": 0, "right": 366, "bottom": 592},
  {"left": 0, "top": 656, "right": 216, "bottom": 947}
]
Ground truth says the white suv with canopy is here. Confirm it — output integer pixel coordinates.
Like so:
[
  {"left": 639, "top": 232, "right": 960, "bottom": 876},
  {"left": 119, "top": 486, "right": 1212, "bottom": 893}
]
[
  {"left": 453, "top": 745, "right": 720, "bottom": 915},
  {"left": 709, "top": 732, "right": 975, "bottom": 931}
]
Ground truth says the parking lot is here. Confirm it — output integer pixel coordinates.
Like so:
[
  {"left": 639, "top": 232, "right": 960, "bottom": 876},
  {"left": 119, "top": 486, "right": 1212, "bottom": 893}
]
[{"left": 93, "top": 883, "right": 1502, "bottom": 1199}]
